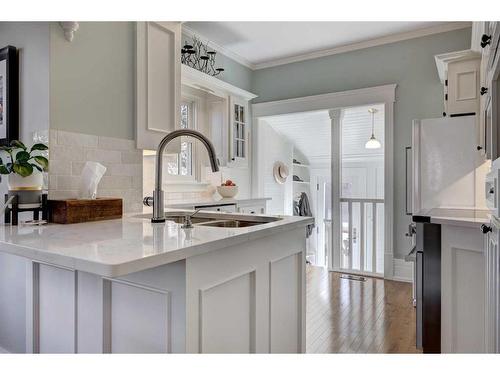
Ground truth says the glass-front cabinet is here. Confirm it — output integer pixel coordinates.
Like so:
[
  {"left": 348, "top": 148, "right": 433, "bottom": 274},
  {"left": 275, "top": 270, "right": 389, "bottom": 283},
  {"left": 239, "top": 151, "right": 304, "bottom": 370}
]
[{"left": 229, "top": 96, "right": 249, "bottom": 166}]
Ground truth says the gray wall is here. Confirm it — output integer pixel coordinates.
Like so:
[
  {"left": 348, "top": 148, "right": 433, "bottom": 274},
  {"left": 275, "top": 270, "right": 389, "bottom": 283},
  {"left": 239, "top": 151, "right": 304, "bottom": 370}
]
[
  {"left": 50, "top": 22, "right": 136, "bottom": 140},
  {"left": 251, "top": 28, "right": 472, "bottom": 258},
  {"left": 0, "top": 22, "right": 51, "bottom": 352}
]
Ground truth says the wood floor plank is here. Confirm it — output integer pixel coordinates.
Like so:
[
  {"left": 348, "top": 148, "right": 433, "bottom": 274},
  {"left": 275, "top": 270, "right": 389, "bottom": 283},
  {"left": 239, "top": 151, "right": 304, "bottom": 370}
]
[{"left": 306, "top": 266, "right": 421, "bottom": 354}]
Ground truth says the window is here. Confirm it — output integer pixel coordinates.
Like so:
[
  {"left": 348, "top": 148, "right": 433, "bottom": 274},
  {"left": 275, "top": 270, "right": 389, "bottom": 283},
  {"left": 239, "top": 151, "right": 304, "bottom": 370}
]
[
  {"left": 232, "top": 103, "right": 246, "bottom": 159},
  {"left": 166, "top": 101, "right": 195, "bottom": 178}
]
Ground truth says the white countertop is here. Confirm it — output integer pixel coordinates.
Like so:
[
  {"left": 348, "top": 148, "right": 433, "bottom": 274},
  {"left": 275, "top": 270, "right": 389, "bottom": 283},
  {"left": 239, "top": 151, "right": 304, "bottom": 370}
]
[
  {"left": 165, "top": 197, "right": 271, "bottom": 208},
  {"left": 0, "top": 209, "right": 312, "bottom": 278},
  {"left": 414, "top": 207, "right": 490, "bottom": 228}
]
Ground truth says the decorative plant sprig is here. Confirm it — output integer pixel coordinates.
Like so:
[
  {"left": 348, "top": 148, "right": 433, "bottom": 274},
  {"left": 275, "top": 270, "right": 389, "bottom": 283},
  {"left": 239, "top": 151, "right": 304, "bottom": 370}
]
[{"left": 0, "top": 140, "right": 49, "bottom": 177}]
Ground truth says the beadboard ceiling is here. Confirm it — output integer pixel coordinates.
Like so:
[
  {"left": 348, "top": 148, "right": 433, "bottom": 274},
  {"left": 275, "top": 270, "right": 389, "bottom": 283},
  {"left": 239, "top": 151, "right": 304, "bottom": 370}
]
[
  {"left": 263, "top": 104, "right": 384, "bottom": 165},
  {"left": 183, "top": 22, "right": 466, "bottom": 68}
]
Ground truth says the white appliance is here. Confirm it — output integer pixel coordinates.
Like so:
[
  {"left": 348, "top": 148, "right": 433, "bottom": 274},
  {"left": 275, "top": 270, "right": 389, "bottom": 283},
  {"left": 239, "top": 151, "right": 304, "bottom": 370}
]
[
  {"left": 410, "top": 116, "right": 485, "bottom": 214},
  {"left": 405, "top": 115, "right": 486, "bottom": 351}
]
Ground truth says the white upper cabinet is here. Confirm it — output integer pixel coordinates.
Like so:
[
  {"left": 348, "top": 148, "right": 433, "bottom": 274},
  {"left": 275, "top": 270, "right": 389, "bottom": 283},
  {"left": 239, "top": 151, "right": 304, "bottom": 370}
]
[
  {"left": 472, "top": 21, "right": 500, "bottom": 159},
  {"left": 229, "top": 96, "right": 249, "bottom": 166},
  {"left": 136, "top": 22, "right": 181, "bottom": 150},
  {"left": 446, "top": 58, "right": 481, "bottom": 116},
  {"left": 435, "top": 50, "right": 481, "bottom": 117}
]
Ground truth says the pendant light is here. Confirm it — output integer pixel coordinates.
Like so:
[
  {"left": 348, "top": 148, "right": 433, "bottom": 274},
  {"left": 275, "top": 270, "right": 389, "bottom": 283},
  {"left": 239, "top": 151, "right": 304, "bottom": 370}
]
[{"left": 365, "top": 108, "right": 381, "bottom": 149}]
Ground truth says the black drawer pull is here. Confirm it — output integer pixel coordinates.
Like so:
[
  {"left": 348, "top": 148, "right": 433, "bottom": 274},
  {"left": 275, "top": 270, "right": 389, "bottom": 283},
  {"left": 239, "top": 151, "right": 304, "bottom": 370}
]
[
  {"left": 481, "top": 87, "right": 488, "bottom": 95},
  {"left": 481, "top": 224, "right": 492, "bottom": 234},
  {"left": 481, "top": 34, "right": 492, "bottom": 48},
  {"left": 477, "top": 145, "right": 483, "bottom": 150}
]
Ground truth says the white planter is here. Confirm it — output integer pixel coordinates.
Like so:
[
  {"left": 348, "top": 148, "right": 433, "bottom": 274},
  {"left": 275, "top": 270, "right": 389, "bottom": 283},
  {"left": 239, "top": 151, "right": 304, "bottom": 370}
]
[
  {"left": 8, "top": 172, "right": 44, "bottom": 208},
  {"left": 8, "top": 172, "right": 43, "bottom": 191}
]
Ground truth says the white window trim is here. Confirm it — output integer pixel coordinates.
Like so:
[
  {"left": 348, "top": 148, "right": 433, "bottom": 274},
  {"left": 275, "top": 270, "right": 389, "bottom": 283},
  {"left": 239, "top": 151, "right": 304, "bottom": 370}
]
[{"left": 164, "top": 97, "right": 200, "bottom": 184}]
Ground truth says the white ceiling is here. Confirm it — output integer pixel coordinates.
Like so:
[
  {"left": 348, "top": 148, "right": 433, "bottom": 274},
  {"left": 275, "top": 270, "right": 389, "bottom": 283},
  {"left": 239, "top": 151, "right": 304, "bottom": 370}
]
[
  {"left": 184, "top": 22, "right": 456, "bottom": 67},
  {"left": 263, "top": 104, "right": 384, "bottom": 165}
]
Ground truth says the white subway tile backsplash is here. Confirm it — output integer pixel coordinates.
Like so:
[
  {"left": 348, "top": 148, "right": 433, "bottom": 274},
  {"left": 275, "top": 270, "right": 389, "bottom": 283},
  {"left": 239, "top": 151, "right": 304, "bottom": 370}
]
[
  {"left": 49, "top": 130, "right": 142, "bottom": 213},
  {"left": 49, "top": 160, "right": 71, "bottom": 175},
  {"left": 57, "top": 175, "right": 81, "bottom": 190},
  {"left": 121, "top": 150, "right": 143, "bottom": 164},
  {"left": 98, "top": 136, "right": 135, "bottom": 151},
  {"left": 57, "top": 130, "right": 98, "bottom": 148},
  {"left": 85, "top": 149, "right": 121, "bottom": 164},
  {"left": 99, "top": 176, "right": 133, "bottom": 190},
  {"left": 49, "top": 129, "right": 57, "bottom": 146},
  {"left": 107, "top": 164, "right": 142, "bottom": 177},
  {"left": 50, "top": 145, "right": 85, "bottom": 162},
  {"left": 49, "top": 130, "right": 210, "bottom": 213},
  {"left": 71, "top": 162, "right": 86, "bottom": 176}
]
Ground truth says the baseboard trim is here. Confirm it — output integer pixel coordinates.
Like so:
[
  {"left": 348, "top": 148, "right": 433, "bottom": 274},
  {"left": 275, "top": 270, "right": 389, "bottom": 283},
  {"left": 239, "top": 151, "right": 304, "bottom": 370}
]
[{"left": 389, "top": 258, "right": 413, "bottom": 283}]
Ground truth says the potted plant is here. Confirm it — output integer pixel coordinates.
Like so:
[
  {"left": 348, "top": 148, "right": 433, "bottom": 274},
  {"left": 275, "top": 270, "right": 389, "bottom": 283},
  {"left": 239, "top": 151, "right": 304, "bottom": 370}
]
[{"left": 0, "top": 140, "right": 48, "bottom": 207}]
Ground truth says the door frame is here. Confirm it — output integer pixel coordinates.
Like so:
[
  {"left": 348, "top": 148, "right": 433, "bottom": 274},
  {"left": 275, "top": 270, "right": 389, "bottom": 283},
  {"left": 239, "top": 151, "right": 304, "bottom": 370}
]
[{"left": 252, "top": 84, "right": 396, "bottom": 279}]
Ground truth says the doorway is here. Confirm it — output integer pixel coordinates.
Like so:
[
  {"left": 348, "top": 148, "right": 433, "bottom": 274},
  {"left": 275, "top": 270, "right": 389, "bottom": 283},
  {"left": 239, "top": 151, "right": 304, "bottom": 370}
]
[
  {"left": 337, "top": 104, "right": 385, "bottom": 277},
  {"left": 252, "top": 84, "right": 395, "bottom": 278}
]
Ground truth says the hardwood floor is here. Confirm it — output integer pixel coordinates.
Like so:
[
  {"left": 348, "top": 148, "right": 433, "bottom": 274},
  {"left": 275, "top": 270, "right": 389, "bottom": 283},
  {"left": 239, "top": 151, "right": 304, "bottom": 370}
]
[{"left": 306, "top": 266, "right": 421, "bottom": 354}]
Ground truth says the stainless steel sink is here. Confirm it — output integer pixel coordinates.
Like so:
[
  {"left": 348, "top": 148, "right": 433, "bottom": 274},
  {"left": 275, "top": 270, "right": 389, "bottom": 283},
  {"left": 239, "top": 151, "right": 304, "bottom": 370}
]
[
  {"left": 197, "top": 220, "right": 263, "bottom": 228},
  {"left": 133, "top": 211, "right": 282, "bottom": 227}
]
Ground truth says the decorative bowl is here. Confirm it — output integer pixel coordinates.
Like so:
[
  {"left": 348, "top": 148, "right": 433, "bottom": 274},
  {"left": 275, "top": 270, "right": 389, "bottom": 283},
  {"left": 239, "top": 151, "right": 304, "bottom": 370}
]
[{"left": 217, "top": 185, "right": 238, "bottom": 198}]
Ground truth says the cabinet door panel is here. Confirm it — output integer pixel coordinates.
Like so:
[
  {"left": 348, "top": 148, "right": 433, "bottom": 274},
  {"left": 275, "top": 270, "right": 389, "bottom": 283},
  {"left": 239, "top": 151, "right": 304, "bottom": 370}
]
[
  {"left": 447, "top": 59, "right": 480, "bottom": 116},
  {"left": 136, "top": 22, "right": 181, "bottom": 150},
  {"left": 269, "top": 253, "right": 302, "bottom": 353},
  {"left": 38, "top": 264, "right": 76, "bottom": 353},
  {"left": 199, "top": 272, "right": 256, "bottom": 353},
  {"left": 109, "top": 280, "right": 170, "bottom": 353}
]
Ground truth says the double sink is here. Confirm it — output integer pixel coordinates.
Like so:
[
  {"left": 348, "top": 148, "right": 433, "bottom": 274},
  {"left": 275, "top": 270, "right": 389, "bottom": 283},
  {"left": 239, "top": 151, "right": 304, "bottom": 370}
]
[{"left": 134, "top": 211, "right": 282, "bottom": 228}]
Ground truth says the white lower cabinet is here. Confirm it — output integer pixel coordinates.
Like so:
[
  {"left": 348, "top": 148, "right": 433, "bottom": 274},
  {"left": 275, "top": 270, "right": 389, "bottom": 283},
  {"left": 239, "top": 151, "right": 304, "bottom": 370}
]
[
  {"left": 441, "top": 224, "right": 485, "bottom": 353},
  {"left": 1, "top": 227, "right": 304, "bottom": 353}
]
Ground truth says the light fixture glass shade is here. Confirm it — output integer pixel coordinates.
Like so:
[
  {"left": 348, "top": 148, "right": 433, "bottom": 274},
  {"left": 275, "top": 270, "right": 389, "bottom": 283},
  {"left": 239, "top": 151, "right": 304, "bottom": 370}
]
[{"left": 365, "top": 135, "right": 382, "bottom": 149}]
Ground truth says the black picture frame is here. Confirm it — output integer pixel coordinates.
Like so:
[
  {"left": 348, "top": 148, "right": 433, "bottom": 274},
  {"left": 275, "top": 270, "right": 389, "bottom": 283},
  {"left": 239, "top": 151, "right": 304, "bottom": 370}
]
[{"left": 0, "top": 45, "right": 19, "bottom": 146}]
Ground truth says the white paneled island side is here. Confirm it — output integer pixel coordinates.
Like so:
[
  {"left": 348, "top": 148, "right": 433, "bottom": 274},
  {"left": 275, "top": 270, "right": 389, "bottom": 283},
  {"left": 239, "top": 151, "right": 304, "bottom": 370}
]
[{"left": 0, "top": 210, "right": 313, "bottom": 353}]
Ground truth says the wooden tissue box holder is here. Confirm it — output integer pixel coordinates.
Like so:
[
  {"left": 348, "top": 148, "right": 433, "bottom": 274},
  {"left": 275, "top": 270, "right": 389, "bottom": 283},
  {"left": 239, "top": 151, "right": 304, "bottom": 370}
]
[{"left": 48, "top": 198, "right": 123, "bottom": 224}]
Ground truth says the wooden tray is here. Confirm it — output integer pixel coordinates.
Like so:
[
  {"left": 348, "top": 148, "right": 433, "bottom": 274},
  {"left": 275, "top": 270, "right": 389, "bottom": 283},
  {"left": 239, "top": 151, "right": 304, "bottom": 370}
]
[{"left": 48, "top": 198, "right": 123, "bottom": 224}]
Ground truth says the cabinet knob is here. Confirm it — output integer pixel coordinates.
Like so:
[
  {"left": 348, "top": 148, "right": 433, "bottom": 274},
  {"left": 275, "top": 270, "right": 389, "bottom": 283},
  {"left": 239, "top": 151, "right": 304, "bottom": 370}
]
[
  {"left": 481, "top": 224, "right": 492, "bottom": 234},
  {"left": 489, "top": 187, "right": 495, "bottom": 194},
  {"left": 481, "top": 34, "right": 492, "bottom": 48},
  {"left": 481, "top": 87, "right": 489, "bottom": 95},
  {"left": 477, "top": 145, "right": 484, "bottom": 151}
]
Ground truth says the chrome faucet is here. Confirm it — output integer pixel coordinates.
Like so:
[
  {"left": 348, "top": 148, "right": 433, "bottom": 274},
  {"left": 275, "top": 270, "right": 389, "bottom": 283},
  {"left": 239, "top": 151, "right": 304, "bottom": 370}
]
[{"left": 143, "top": 129, "right": 219, "bottom": 223}]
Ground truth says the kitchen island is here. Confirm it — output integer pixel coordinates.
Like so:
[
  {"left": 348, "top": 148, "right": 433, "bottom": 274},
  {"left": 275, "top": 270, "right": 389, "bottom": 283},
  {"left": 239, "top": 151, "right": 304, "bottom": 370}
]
[{"left": 0, "top": 210, "right": 313, "bottom": 354}]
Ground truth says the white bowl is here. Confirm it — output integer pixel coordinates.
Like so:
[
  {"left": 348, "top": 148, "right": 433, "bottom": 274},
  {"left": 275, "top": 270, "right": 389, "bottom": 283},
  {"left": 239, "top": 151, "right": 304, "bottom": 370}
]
[{"left": 217, "top": 185, "right": 238, "bottom": 198}]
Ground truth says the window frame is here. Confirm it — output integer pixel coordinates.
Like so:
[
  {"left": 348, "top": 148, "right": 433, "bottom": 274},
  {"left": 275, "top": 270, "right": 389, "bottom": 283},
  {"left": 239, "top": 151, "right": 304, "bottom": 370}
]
[{"left": 164, "top": 97, "right": 200, "bottom": 183}]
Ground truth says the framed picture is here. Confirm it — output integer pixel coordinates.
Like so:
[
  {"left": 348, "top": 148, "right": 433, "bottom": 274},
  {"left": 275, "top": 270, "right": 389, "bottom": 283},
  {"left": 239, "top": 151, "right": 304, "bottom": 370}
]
[{"left": 0, "top": 45, "right": 19, "bottom": 146}]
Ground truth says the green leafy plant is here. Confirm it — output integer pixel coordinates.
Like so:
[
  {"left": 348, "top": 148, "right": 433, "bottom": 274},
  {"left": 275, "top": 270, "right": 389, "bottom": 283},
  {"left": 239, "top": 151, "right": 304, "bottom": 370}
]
[{"left": 0, "top": 140, "right": 49, "bottom": 177}]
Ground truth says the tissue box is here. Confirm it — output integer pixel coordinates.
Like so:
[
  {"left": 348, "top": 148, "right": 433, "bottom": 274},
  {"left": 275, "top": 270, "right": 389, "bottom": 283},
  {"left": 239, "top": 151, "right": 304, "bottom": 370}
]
[{"left": 48, "top": 198, "right": 123, "bottom": 224}]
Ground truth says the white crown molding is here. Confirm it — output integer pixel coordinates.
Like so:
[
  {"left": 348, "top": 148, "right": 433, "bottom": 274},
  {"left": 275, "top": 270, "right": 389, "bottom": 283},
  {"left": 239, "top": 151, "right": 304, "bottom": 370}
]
[
  {"left": 255, "top": 22, "right": 471, "bottom": 69},
  {"left": 434, "top": 49, "right": 481, "bottom": 83},
  {"left": 182, "top": 26, "right": 256, "bottom": 70},
  {"left": 184, "top": 22, "right": 471, "bottom": 72}
]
